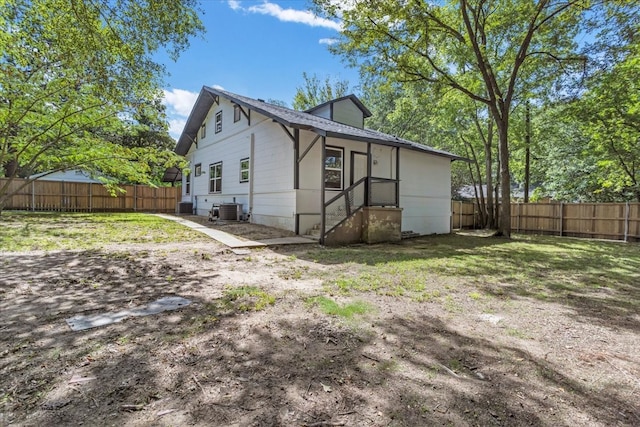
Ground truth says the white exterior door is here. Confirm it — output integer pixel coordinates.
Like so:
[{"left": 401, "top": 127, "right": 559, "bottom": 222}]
[{"left": 350, "top": 152, "right": 367, "bottom": 207}]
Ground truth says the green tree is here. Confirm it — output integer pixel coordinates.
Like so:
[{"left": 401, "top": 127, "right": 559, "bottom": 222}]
[
  {"left": 534, "top": 40, "right": 640, "bottom": 202},
  {"left": 0, "top": 0, "right": 203, "bottom": 211},
  {"left": 292, "top": 72, "right": 350, "bottom": 110},
  {"left": 361, "top": 76, "right": 499, "bottom": 228},
  {"left": 316, "top": 0, "right": 598, "bottom": 237}
]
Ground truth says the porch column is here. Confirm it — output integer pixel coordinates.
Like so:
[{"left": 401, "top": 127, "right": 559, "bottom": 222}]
[
  {"left": 320, "top": 137, "right": 327, "bottom": 245},
  {"left": 293, "top": 129, "right": 300, "bottom": 190},
  {"left": 366, "top": 142, "right": 372, "bottom": 206},
  {"left": 396, "top": 147, "right": 400, "bottom": 207},
  {"left": 293, "top": 129, "right": 300, "bottom": 234}
]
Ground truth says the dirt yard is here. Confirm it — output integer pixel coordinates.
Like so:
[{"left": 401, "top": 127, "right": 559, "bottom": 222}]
[{"left": 1, "top": 217, "right": 638, "bottom": 426}]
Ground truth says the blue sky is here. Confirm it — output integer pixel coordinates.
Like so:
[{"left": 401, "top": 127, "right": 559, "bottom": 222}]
[{"left": 159, "top": 0, "right": 360, "bottom": 139}]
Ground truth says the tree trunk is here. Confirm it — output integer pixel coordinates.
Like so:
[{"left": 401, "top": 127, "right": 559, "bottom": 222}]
[
  {"left": 462, "top": 136, "right": 487, "bottom": 227},
  {"left": 485, "top": 120, "right": 495, "bottom": 228},
  {"left": 497, "top": 117, "right": 512, "bottom": 237},
  {"left": 4, "top": 159, "right": 17, "bottom": 178}
]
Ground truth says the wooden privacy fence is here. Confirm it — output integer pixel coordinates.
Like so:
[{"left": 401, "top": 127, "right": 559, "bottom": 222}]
[
  {"left": 452, "top": 201, "right": 640, "bottom": 242},
  {"left": 1, "top": 178, "right": 180, "bottom": 213}
]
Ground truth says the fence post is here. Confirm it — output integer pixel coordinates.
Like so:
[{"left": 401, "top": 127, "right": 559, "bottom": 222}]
[
  {"left": 517, "top": 202, "right": 520, "bottom": 233},
  {"left": 559, "top": 203, "right": 564, "bottom": 237},
  {"left": 89, "top": 183, "right": 92, "bottom": 212},
  {"left": 624, "top": 202, "right": 629, "bottom": 242},
  {"left": 134, "top": 185, "right": 137, "bottom": 212},
  {"left": 31, "top": 180, "right": 35, "bottom": 211},
  {"left": 459, "top": 201, "right": 462, "bottom": 229}
]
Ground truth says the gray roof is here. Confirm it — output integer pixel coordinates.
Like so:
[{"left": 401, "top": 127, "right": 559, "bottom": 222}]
[{"left": 175, "top": 86, "right": 465, "bottom": 161}]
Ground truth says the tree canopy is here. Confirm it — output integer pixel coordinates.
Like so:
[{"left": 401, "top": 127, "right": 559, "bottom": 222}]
[
  {"left": 0, "top": 0, "right": 204, "bottom": 210},
  {"left": 315, "top": 0, "right": 639, "bottom": 233},
  {"left": 292, "top": 72, "right": 350, "bottom": 110}
]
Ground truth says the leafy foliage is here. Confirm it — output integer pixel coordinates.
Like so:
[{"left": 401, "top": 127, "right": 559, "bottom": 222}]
[
  {"left": 0, "top": 0, "right": 203, "bottom": 209},
  {"left": 292, "top": 72, "right": 350, "bottom": 110},
  {"left": 315, "top": 0, "right": 595, "bottom": 236}
]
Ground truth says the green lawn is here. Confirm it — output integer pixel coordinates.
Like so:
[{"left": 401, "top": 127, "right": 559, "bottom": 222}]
[
  {"left": 0, "top": 211, "right": 209, "bottom": 251},
  {"left": 300, "top": 234, "right": 640, "bottom": 310},
  {"left": 2, "top": 212, "right": 638, "bottom": 314}
]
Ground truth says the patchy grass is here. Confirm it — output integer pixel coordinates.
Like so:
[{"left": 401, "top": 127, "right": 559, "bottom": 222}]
[
  {"left": 306, "top": 296, "right": 374, "bottom": 319},
  {"left": 218, "top": 285, "right": 276, "bottom": 312},
  {"left": 0, "top": 211, "right": 209, "bottom": 251},
  {"left": 305, "top": 234, "right": 640, "bottom": 310}
]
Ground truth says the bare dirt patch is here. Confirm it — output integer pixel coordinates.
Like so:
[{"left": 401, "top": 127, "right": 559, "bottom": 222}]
[{"left": 1, "top": 222, "right": 638, "bottom": 426}]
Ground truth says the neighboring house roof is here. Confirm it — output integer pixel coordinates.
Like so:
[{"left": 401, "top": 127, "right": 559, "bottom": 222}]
[
  {"left": 304, "top": 94, "right": 373, "bottom": 118},
  {"left": 28, "top": 169, "right": 103, "bottom": 183},
  {"left": 457, "top": 184, "right": 535, "bottom": 200},
  {"left": 175, "top": 86, "right": 465, "bottom": 161}
]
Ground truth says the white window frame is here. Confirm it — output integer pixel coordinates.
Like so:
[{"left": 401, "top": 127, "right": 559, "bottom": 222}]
[
  {"left": 324, "top": 146, "right": 343, "bottom": 190},
  {"left": 239, "top": 158, "right": 250, "bottom": 183},
  {"left": 185, "top": 171, "right": 191, "bottom": 195},
  {"left": 215, "top": 111, "right": 222, "bottom": 133},
  {"left": 209, "top": 162, "right": 222, "bottom": 193}
]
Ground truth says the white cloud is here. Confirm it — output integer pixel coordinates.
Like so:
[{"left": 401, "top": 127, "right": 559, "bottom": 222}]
[
  {"left": 227, "top": 0, "right": 241, "bottom": 11},
  {"left": 162, "top": 86, "right": 227, "bottom": 139},
  {"left": 231, "top": 1, "right": 342, "bottom": 31},
  {"left": 167, "top": 118, "right": 187, "bottom": 139},
  {"left": 162, "top": 88, "right": 199, "bottom": 117},
  {"left": 319, "top": 38, "right": 338, "bottom": 45}
]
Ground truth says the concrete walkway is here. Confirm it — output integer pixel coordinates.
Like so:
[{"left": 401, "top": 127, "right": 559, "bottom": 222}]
[{"left": 156, "top": 214, "right": 316, "bottom": 248}]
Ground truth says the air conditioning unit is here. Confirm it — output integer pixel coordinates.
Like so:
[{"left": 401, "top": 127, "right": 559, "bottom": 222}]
[
  {"left": 176, "top": 202, "right": 193, "bottom": 214},
  {"left": 219, "top": 203, "right": 243, "bottom": 221}
]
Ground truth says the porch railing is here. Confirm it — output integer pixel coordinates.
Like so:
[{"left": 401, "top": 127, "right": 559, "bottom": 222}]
[
  {"left": 323, "top": 177, "right": 367, "bottom": 239},
  {"left": 370, "top": 177, "right": 398, "bottom": 207},
  {"left": 321, "top": 177, "right": 399, "bottom": 243}
]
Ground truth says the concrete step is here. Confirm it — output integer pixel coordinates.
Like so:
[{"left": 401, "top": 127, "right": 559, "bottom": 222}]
[{"left": 401, "top": 230, "right": 420, "bottom": 239}]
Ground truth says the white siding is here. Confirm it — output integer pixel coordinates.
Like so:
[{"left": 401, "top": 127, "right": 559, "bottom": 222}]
[
  {"left": 399, "top": 151, "right": 452, "bottom": 235},
  {"left": 184, "top": 99, "right": 297, "bottom": 229}
]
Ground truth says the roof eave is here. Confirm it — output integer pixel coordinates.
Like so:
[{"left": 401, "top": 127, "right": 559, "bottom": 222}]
[{"left": 323, "top": 131, "right": 465, "bottom": 161}]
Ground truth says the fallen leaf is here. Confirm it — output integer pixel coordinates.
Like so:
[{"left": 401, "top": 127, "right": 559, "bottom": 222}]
[{"left": 320, "top": 382, "right": 332, "bottom": 393}]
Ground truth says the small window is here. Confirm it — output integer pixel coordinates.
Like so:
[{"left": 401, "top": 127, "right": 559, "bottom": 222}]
[
  {"left": 215, "top": 111, "right": 222, "bottom": 133},
  {"left": 194, "top": 163, "right": 202, "bottom": 177},
  {"left": 209, "top": 162, "right": 222, "bottom": 193},
  {"left": 234, "top": 105, "right": 241, "bottom": 123},
  {"left": 324, "top": 147, "right": 343, "bottom": 190},
  {"left": 200, "top": 124, "right": 206, "bottom": 139},
  {"left": 185, "top": 171, "right": 191, "bottom": 195},
  {"left": 240, "top": 158, "right": 250, "bottom": 183}
]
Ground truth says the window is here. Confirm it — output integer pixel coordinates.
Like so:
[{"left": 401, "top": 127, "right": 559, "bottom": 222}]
[
  {"left": 200, "top": 124, "right": 206, "bottom": 139},
  {"left": 185, "top": 171, "right": 191, "bottom": 195},
  {"left": 240, "top": 158, "right": 250, "bottom": 183},
  {"left": 234, "top": 105, "right": 241, "bottom": 123},
  {"left": 324, "top": 147, "right": 343, "bottom": 190},
  {"left": 209, "top": 162, "right": 222, "bottom": 193},
  {"left": 194, "top": 163, "right": 202, "bottom": 177},
  {"left": 215, "top": 111, "right": 222, "bottom": 133}
]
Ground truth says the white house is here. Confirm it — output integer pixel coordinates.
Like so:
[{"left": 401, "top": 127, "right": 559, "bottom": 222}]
[{"left": 174, "top": 87, "right": 464, "bottom": 244}]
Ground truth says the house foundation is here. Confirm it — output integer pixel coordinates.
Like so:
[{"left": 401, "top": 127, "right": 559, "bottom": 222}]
[{"left": 324, "top": 207, "right": 402, "bottom": 245}]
